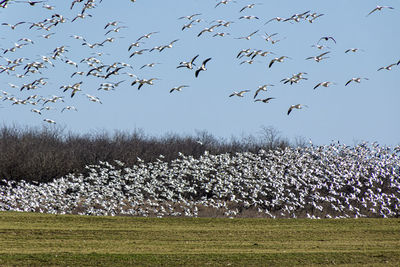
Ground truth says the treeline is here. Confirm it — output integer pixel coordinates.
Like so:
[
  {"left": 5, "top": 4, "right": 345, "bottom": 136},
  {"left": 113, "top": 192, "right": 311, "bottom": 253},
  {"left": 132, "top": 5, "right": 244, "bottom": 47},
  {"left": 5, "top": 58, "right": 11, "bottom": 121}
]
[{"left": 0, "top": 125, "right": 303, "bottom": 183}]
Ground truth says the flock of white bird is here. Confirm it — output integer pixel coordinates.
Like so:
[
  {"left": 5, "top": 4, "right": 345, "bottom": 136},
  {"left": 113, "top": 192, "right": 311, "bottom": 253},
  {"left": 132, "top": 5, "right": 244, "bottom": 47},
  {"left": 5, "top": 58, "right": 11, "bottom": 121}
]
[
  {"left": 0, "top": 0, "right": 398, "bottom": 122},
  {"left": 0, "top": 1, "right": 399, "bottom": 218},
  {"left": 1, "top": 143, "right": 399, "bottom": 218}
]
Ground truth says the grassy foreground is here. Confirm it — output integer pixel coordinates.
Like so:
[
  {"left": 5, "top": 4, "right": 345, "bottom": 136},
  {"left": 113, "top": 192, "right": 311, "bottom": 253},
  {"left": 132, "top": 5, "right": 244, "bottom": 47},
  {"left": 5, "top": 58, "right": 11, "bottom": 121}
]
[{"left": 0, "top": 212, "right": 399, "bottom": 266}]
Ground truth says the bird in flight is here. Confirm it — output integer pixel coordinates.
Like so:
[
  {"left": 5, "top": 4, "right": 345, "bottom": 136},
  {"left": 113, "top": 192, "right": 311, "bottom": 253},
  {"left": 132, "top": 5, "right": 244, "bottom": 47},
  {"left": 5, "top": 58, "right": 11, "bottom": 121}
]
[
  {"left": 306, "top": 51, "right": 330, "bottom": 62},
  {"left": 177, "top": 54, "right": 199, "bottom": 70},
  {"left": 264, "top": 17, "right": 286, "bottom": 25},
  {"left": 215, "top": 0, "right": 236, "bottom": 8},
  {"left": 170, "top": 85, "right": 189, "bottom": 93},
  {"left": 318, "top": 36, "right": 336, "bottom": 44},
  {"left": 43, "top": 118, "right": 56, "bottom": 124},
  {"left": 377, "top": 63, "right": 397, "bottom": 71},
  {"left": 313, "top": 81, "right": 336, "bottom": 89},
  {"left": 195, "top": 57, "right": 212, "bottom": 77},
  {"left": 178, "top": 13, "right": 201, "bottom": 20},
  {"left": 367, "top": 6, "right": 394, "bottom": 16},
  {"left": 287, "top": 104, "right": 308, "bottom": 115},
  {"left": 235, "top": 30, "right": 259, "bottom": 40},
  {"left": 254, "top": 84, "right": 274, "bottom": 99},
  {"left": 269, "top": 56, "right": 291, "bottom": 68},
  {"left": 15, "top": 0, "right": 45, "bottom": 6},
  {"left": 229, "top": 90, "right": 250, "bottom": 97},
  {"left": 1, "top": 22, "right": 25, "bottom": 29},
  {"left": 345, "top": 48, "right": 364, "bottom": 53},
  {"left": 136, "top": 31, "right": 159, "bottom": 42},
  {"left": 239, "top": 3, "right": 262, "bottom": 13},
  {"left": 345, "top": 77, "right": 369, "bottom": 86},
  {"left": 254, "top": 97, "right": 275, "bottom": 103},
  {"left": 239, "top": 15, "right": 259, "bottom": 20}
]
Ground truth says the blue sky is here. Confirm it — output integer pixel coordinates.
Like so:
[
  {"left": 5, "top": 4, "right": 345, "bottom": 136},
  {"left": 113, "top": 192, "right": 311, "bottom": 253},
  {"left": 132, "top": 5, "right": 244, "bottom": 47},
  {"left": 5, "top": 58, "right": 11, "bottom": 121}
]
[{"left": 0, "top": 0, "right": 399, "bottom": 146}]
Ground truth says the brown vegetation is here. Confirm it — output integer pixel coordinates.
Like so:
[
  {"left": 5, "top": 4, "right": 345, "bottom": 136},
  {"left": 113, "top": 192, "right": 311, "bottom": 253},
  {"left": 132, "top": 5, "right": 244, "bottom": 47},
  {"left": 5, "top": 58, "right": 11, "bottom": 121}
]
[{"left": 0, "top": 125, "right": 294, "bottom": 183}]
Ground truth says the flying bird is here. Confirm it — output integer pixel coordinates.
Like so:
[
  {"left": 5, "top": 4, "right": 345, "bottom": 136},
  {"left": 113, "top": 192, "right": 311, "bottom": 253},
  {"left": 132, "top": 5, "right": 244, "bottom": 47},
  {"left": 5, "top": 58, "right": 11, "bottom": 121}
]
[
  {"left": 287, "top": 104, "right": 308, "bottom": 115},
  {"left": 254, "top": 84, "right": 274, "bottom": 99},
  {"left": 195, "top": 57, "right": 212, "bottom": 77},
  {"left": 254, "top": 97, "right": 275, "bottom": 103},
  {"left": 229, "top": 90, "right": 250, "bottom": 97},
  {"left": 367, "top": 6, "right": 394, "bottom": 16},
  {"left": 170, "top": 85, "right": 189, "bottom": 93},
  {"left": 345, "top": 77, "right": 369, "bottom": 86},
  {"left": 377, "top": 64, "right": 397, "bottom": 71},
  {"left": 15, "top": 0, "right": 44, "bottom": 6},
  {"left": 264, "top": 17, "right": 285, "bottom": 25},
  {"left": 43, "top": 118, "right": 56, "bottom": 124},
  {"left": 178, "top": 13, "right": 201, "bottom": 20},
  {"left": 177, "top": 54, "right": 199, "bottom": 69},
  {"left": 345, "top": 48, "right": 364, "bottom": 53},
  {"left": 235, "top": 30, "right": 259, "bottom": 40},
  {"left": 1, "top": 22, "right": 25, "bottom": 29},
  {"left": 136, "top": 31, "right": 159, "bottom": 41},
  {"left": 318, "top": 36, "right": 336, "bottom": 44},
  {"left": 239, "top": 3, "right": 262, "bottom": 13},
  {"left": 269, "top": 56, "right": 291, "bottom": 68},
  {"left": 305, "top": 51, "right": 330, "bottom": 62},
  {"left": 313, "top": 81, "right": 336, "bottom": 89}
]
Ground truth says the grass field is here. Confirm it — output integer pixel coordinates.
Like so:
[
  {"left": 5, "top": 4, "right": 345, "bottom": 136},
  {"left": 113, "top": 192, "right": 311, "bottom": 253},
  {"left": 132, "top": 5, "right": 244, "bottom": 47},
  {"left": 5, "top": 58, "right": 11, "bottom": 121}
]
[{"left": 0, "top": 212, "right": 399, "bottom": 266}]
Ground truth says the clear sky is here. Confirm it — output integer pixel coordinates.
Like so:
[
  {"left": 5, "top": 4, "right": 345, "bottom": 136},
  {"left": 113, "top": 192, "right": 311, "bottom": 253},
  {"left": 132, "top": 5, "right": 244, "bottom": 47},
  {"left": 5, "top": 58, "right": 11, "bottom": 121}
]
[{"left": 0, "top": 0, "right": 399, "bottom": 146}]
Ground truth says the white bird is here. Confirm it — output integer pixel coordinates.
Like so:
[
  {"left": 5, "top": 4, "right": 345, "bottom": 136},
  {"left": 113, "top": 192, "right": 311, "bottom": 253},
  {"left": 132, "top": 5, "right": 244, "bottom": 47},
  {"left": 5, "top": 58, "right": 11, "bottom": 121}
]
[
  {"left": 287, "top": 104, "right": 308, "bottom": 115},
  {"left": 229, "top": 90, "right": 250, "bottom": 97},
  {"left": 254, "top": 97, "right": 275, "bottom": 103},
  {"left": 159, "top": 39, "right": 179, "bottom": 52},
  {"left": 43, "top": 118, "right": 56, "bottom": 124},
  {"left": 195, "top": 58, "right": 212, "bottom": 77},
  {"left": 71, "top": 13, "right": 92, "bottom": 22},
  {"left": 61, "top": 106, "right": 78, "bottom": 112},
  {"left": 239, "top": 15, "right": 259, "bottom": 20},
  {"left": 235, "top": 30, "right": 258, "bottom": 40},
  {"left": 31, "top": 108, "right": 41, "bottom": 115},
  {"left": 197, "top": 25, "right": 219, "bottom": 37},
  {"left": 136, "top": 31, "right": 159, "bottom": 41},
  {"left": 140, "top": 63, "right": 161, "bottom": 69},
  {"left": 254, "top": 84, "right": 274, "bottom": 99},
  {"left": 345, "top": 48, "right": 364, "bottom": 53},
  {"left": 177, "top": 54, "right": 199, "bottom": 69},
  {"left": 305, "top": 51, "right": 330, "bottom": 62},
  {"left": 104, "top": 21, "right": 121, "bottom": 29},
  {"left": 318, "top": 36, "right": 336, "bottom": 45},
  {"left": 212, "top": 32, "right": 230, "bottom": 37},
  {"left": 367, "top": 6, "right": 394, "bottom": 16},
  {"left": 215, "top": 0, "right": 235, "bottom": 8},
  {"left": 105, "top": 26, "right": 128, "bottom": 35},
  {"left": 239, "top": 3, "right": 262, "bottom": 13},
  {"left": 129, "top": 49, "right": 148, "bottom": 58},
  {"left": 377, "top": 64, "right": 396, "bottom": 71},
  {"left": 311, "top": 44, "right": 330, "bottom": 50},
  {"left": 170, "top": 85, "right": 189, "bottom": 93},
  {"left": 1, "top": 22, "right": 25, "bottom": 30},
  {"left": 128, "top": 41, "right": 142, "bottom": 51},
  {"left": 269, "top": 56, "right": 291, "bottom": 68},
  {"left": 178, "top": 13, "right": 201, "bottom": 20},
  {"left": 345, "top": 77, "right": 369, "bottom": 86},
  {"left": 71, "top": 71, "right": 85, "bottom": 78},
  {"left": 261, "top": 32, "right": 278, "bottom": 42},
  {"left": 313, "top": 81, "right": 336, "bottom": 89},
  {"left": 64, "top": 59, "right": 78, "bottom": 68},
  {"left": 264, "top": 17, "right": 285, "bottom": 25}
]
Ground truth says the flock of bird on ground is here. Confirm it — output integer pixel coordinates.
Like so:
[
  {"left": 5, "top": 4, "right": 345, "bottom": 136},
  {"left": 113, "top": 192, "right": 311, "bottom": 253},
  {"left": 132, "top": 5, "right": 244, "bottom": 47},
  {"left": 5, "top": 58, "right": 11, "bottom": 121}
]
[
  {"left": 1, "top": 143, "right": 399, "bottom": 218},
  {"left": 0, "top": 0, "right": 398, "bottom": 124}
]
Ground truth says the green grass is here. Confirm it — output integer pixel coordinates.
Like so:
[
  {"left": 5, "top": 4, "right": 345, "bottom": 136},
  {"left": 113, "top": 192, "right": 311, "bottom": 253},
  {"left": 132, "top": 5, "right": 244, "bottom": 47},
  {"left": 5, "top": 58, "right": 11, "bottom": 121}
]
[{"left": 0, "top": 212, "right": 399, "bottom": 266}]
